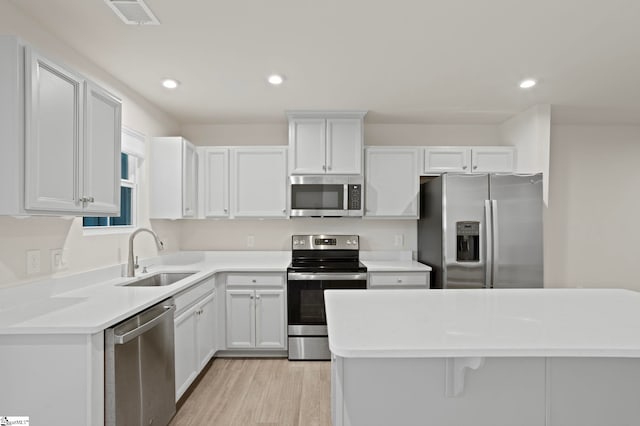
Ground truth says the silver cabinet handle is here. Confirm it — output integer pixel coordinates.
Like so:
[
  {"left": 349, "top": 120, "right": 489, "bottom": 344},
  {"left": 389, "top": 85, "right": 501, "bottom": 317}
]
[
  {"left": 224, "top": 208, "right": 228, "bottom": 212},
  {"left": 114, "top": 305, "right": 175, "bottom": 345},
  {"left": 327, "top": 166, "right": 332, "bottom": 171},
  {"left": 462, "top": 166, "right": 468, "bottom": 170},
  {"left": 250, "top": 295, "right": 254, "bottom": 299},
  {"left": 252, "top": 279, "right": 257, "bottom": 283},
  {"left": 322, "top": 165, "right": 326, "bottom": 171},
  {"left": 256, "top": 295, "right": 261, "bottom": 300},
  {"left": 473, "top": 165, "right": 478, "bottom": 170},
  {"left": 397, "top": 279, "right": 403, "bottom": 283}
]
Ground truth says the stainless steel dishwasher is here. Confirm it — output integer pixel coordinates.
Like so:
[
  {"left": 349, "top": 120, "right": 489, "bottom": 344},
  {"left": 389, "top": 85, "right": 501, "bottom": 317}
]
[{"left": 105, "top": 298, "right": 176, "bottom": 426}]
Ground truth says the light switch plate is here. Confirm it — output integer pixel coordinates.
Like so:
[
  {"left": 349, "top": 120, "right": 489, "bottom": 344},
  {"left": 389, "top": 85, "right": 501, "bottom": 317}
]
[
  {"left": 50, "top": 248, "right": 68, "bottom": 272},
  {"left": 26, "top": 249, "right": 41, "bottom": 275}
]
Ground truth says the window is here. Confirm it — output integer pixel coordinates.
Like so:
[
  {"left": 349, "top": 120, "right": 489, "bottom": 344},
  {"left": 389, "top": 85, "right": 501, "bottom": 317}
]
[
  {"left": 83, "top": 127, "right": 145, "bottom": 233},
  {"left": 83, "top": 153, "right": 137, "bottom": 229}
]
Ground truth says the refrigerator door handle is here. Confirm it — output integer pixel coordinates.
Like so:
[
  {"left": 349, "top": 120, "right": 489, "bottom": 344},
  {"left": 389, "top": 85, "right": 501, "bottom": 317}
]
[
  {"left": 491, "top": 200, "right": 499, "bottom": 289},
  {"left": 484, "top": 200, "right": 493, "bottom": 289}
]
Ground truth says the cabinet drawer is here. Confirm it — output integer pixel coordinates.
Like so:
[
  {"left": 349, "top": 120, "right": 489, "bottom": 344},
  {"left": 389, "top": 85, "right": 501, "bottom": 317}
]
[
  {"left": 226, "top": 273, "right": 284, "bottom": 287},
  {"left": 174, "top": 277, "right": 215, "bottom": 314},
  {"left": 369, "top": 272, "right": 429, "bottom": 289}
]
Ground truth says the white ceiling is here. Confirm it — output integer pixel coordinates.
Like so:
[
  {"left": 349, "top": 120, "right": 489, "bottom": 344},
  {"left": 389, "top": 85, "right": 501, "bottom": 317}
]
[{"left": 10, "top": 0, "right": 640, "bottom": 124}]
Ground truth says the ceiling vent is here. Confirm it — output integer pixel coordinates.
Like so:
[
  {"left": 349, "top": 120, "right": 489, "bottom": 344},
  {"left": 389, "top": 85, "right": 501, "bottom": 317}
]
[{"left": 105, "top": 0, "right": 160, "bottom": 25}]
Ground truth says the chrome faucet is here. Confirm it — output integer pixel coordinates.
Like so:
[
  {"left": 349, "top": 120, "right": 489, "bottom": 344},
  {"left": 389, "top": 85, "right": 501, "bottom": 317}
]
[{"left": 127, "top": 228, "right": 164, "bottom": 277}]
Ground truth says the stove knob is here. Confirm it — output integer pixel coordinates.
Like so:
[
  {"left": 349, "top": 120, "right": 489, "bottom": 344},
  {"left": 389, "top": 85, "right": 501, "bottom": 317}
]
[{"left": 346, "top": 240, "right": 352, "bottom": 245}]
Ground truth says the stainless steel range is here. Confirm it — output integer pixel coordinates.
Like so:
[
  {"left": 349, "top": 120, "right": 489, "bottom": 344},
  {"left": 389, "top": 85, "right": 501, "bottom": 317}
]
[{"left": 287, "top": 234, "right": 367, "bottom": 360}]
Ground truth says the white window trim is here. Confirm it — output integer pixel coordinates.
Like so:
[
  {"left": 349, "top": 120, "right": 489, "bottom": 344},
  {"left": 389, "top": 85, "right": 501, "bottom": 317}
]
[{"left": 83, "top": 127, "right": 144, "bottom": 236}]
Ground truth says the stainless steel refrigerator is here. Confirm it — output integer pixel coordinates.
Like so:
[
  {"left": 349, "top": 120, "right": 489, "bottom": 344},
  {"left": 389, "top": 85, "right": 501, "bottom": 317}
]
[{"left": 418, "top": 173, "right": 543, "bottom": 289}]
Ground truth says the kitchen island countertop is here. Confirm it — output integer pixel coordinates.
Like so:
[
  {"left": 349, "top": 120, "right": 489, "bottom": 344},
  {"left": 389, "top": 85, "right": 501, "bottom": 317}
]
[{"left": 325, "top": 288, "right": 640, "bottom": 358}]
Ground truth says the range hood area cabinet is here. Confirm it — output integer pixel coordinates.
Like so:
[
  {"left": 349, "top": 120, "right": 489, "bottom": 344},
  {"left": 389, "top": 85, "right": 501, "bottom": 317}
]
[
  {"left": 150, "top": 137, "right": 199, "bottom": 219},
  {"left": 287, "top": 111, "right": 367, "bottom": 175},
  {"left": 364, "top": 147, "right": 420, "bottom": 218},
  {"left": 199, "top": 146, "right": 288, "bottom": 219},
  {"left": 423, "top": 146, "right": 515, "bottom": 175},
  {"left": 0, "top": 36, "right": 122, "bottom": 216}
]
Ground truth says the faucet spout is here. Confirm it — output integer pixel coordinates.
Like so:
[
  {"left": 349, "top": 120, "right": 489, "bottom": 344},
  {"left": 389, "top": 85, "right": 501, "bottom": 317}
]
[{"left": 127, "top": 228, "right": 164, "bottom": 277}]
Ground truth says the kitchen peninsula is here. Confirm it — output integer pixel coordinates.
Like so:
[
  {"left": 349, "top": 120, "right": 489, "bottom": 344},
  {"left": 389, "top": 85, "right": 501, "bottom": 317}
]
[{"left": 326, "top": 289, "right": 640, "bottom": 426}]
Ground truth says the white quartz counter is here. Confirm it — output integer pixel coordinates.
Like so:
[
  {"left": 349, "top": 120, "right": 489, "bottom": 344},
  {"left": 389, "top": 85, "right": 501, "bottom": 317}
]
[
  {"left": 0, "top": 250, "right": 427, "bottom": 335},
  {"left": 325, "top": 288, "right": 640, "bottom": 358},
  {"left": 0, "top": 251, "right": 290, "bottom": 335},
  {"left": 360, "top": 250, "right": 431, "bottom": 272}
]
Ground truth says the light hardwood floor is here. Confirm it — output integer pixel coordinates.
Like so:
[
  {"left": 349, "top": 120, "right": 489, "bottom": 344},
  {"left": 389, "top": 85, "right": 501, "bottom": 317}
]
[{"left": 170, "top": 358, "right": 332, "bottom": 426}]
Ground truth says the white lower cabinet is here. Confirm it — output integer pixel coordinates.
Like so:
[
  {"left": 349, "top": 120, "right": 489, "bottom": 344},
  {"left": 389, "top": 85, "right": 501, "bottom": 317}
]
[
  {"left": 173, "top": 280, "right": 217, "bottom": 401},
  {"left": 225, "top": 273, "right": 286, "bottom": 350},
  {"left": 368, "top": 271, "right": 430, "bottom": 289}
]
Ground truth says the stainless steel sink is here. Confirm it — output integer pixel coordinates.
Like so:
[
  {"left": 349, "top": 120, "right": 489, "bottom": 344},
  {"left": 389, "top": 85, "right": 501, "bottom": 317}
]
[{"left": 123, "top": 272, "right": 195, "bottom": 287}]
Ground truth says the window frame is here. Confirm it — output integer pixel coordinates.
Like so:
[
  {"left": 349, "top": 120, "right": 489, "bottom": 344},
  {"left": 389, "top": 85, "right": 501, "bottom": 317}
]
[{"left": 82, "top": 127, "right": 145, "bottom": 236}]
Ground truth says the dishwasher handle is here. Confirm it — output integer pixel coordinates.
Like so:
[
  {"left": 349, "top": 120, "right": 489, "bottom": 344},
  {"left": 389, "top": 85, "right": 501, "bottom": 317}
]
[{"left": 114, "top": 304, "right": 175, "bottom": 345}]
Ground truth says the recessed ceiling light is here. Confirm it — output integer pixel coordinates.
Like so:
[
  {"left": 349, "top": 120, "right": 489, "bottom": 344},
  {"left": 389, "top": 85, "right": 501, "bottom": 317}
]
[
  {"left": 267, "top": 74, "right": 284, "bottom": 86},
  {"left": 161, "top": 78, "right": 180, "bottom": 89},
  {"left": 519, "top": 79, "right": 537, "bottom": 89}
]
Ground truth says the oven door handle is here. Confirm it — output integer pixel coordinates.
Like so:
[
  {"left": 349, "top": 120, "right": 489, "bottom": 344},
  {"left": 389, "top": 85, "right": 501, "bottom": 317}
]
[{"left": 287, "top": 272, "right": 367, "bottom": 281}]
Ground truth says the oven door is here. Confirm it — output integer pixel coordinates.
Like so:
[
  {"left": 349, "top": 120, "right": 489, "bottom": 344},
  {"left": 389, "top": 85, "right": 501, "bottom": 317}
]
[{"left": 287, "top": 272, "right": 367, "bottom": 335}]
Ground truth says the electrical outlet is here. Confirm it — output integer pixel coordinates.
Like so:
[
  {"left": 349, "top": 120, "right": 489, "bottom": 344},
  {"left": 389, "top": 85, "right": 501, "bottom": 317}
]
[
  {"left": 50, "top": 248, "right": 68, "bottom": 272},
  {"left": 394, "top": 234, "right": 404, "bottom": 247},
  {"left": 26, "top": 249, "right": 41, "bottom": 275},
  {"left": 247, "top": 235, "right": 255, "bottom": 248}
]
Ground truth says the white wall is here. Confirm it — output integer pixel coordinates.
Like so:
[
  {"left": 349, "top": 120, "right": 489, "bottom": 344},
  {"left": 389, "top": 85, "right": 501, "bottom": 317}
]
[
  {"left": 499, "top": 104, "right": 551, "bottom": 204},
  {"left": 544, "top": 124, "right": 640, "bottom": 290},
  {"left": 180, "top": 219, "right": 416, "bottom": 252},
  {"left": 0, "top": 2, "right": 181, "bottom": 287}
]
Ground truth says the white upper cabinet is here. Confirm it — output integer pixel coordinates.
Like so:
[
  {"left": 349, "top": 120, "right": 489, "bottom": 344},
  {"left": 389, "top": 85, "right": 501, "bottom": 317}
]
[
  {"left": 199, "top": 146, "right": 287, "bottom": 219},
  {"left": 287, "top": 111, "right": 367, "bottom": 175},
  {"left": 423, "top": 146, "right": 515, "bottom": 175},
  {"left": 182, "top": 141, "right": 198, "bottom": 217},
  {"left": 82, "top": 82, "right": 122, "bottom": 214},
  {"left": 0, "top": 36, "right": 121, "bottom": 215},
  {"left": 423, "top": 147, "right": 470, "bottom": 174},
  {"left": 202, "top": 148, "right": 229, "bottom": 218},
  {"left": 471, "top": 147, "right": 516, "bottom": 172},
  {"left": 150, "top": 137, "right": 198, "bottom": 219},
  {"left": 231, "top": 147, "right": 287, "bottom": 218},
  {"left": 365, "top": 147, "right": 419, "bottom": 218}
]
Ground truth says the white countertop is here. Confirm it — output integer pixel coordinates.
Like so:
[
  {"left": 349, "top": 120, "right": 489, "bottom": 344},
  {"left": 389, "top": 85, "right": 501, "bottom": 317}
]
[
  {"left": 0, "top": 251, "right": 290, "bottom": 335},
  {"left": 325, "top": 288, "right": 640, "bottom": 358},
  {"left": 360, "top": 250, "right": 431, "bottom": 272},
  {"left": 0, "top": 250, "right": 426, "bottom": 335}
]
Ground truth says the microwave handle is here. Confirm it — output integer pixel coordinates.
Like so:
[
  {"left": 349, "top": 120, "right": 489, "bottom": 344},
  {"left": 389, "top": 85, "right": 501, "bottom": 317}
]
[{"left": 343, "top": 184, "right": 348, "bottom": 210}]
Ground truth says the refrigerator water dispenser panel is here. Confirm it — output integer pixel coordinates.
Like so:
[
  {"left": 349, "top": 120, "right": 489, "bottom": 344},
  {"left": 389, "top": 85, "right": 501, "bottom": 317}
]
[{"left": 456, "top": 221, "right": 480, "bottom": 262}]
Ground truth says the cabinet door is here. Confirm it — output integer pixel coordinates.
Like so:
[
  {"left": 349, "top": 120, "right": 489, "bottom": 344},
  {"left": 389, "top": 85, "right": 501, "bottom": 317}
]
[
  {"left": 24, "top": 48, "right": 84, "bottom": 212},
  {"left": 471, "top": 147, "right": 515, "bottom": 173},
  {"left": 255, "top": 289, "right": 286, "bottom": 349},
  {"left": 182, "top": 141, "right": 198, "bottom": 217},
  {"left": 289, "top": 118, "right": 326, "bottom": 174},
  {"left": 196, "top": 293, "right": 216, "bottom": 371},
  {"left": 365, "top": 148, "right": 419, "bottom": 218},
  {"left": 423, "top": 147, "right": 470, "bottom": 174},
  {"left": 82, "top": 82, "right": 121, "bottom": 214},
  {"left": 326, "top": 118, "right": 362, "bottom": 174},
  {"left": 203, "top": 148, "right": 229, "bottom": 217},
  {"left": 225, "top": 289, "right": 255, "bottom": 348},
  {"left": 174, "top": 306, "right": 198, "bottom": 401},
  {"left": 231, "top": 148, "right": 287, "bottom": 218}
]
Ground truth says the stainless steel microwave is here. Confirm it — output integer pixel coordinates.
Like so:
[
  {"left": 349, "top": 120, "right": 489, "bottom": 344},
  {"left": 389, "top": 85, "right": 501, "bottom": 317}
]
[{"left": 289, "top": 175, "right": 363, "bottom": 217}]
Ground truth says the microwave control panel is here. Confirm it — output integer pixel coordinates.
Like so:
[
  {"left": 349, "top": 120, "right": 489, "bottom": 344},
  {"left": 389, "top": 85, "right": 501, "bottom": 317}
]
[{"left": 348, "top": 185, "right": 361, "bottom": 210}]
